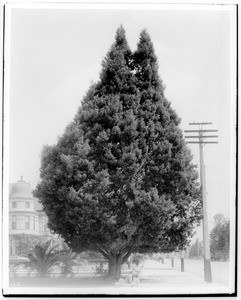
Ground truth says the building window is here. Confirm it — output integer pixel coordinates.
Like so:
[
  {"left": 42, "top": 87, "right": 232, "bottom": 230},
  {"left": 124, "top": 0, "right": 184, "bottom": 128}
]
[
  {"left": 33, "top": 216, "right": 35, "bottom": 230},
  {"left": 12, "top": 215, "right": 16, "bottom": 229},
  {"left": 44, "top": 219, "right": 47, "bottom": 232},
  {"left": 25, "top": 215, "right": 30, "bottom": 230},
  {"left": 12, "top": 202, "right": 17, "bottom": 208},
  {"left": 39, "top": 219, "right": 43, "bottom": 232},
  {"left": 26, "top": 202, "right": 30, "bottom": 208}
]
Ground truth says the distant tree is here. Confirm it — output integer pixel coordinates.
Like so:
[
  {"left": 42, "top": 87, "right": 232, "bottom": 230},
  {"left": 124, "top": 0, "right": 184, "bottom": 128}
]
[
  {"left": 189, "top": 238, "right": 203, "bottom": 259},
  {"left": 132, "top": 253, "right": 145, "bottom": 266},
  {"left": 34, "top": 26, "right": 202, "bottom": 279},
  {"left": 210, "top": 213, "right": 230, "bottom": 258}
]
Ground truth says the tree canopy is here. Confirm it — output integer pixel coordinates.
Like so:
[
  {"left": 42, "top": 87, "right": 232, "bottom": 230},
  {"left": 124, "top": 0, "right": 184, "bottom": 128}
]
[
  {"left": 210, "top": 213, "right": 230, "bottom": 259},
  {"left": 34, "top": 26, "right": 202, "bottom": 278}
]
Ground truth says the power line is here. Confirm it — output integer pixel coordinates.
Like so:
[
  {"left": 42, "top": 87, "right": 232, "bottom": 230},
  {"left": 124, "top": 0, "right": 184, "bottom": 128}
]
[
  {"left": 205, "top": 62, "right": 230, "bottom": 121},
  {"left": 192, "top": 29, "right": 227, "bottom": 119},
  {"left": 205, "top": 165, "right": 229, "bottom": 171},
  {"left": 208, "top": 182, "right": 229, "bottom": 185},
  {"left": 190, "top": 16, "right": 229, "bottom": 120},
  {"left": 189, "top": 19, "right": 224, "bottom": 117}
]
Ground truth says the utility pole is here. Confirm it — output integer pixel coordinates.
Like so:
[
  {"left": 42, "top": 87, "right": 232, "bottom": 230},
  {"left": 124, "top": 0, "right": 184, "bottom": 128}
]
[
  {"left": 184, "top": 122, "right": 218, "bottom": 283},
  {"left": 180, "top": 250, "right": 185, "bottom": 272},
  {"left": 171, "top": 252, "right": 174, "bottom": 268}
]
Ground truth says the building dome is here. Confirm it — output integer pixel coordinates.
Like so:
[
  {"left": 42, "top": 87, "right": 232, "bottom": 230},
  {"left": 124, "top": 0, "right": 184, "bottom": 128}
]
[{"left": 10, "top": 176, "right": 33, "bottom": 199}]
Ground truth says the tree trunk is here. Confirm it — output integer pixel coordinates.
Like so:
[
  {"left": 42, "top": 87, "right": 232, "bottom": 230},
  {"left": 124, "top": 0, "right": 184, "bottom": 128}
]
[
  {"left": 107, "top": 254, "right": 122, "bottom": 279},
  {"left": 98, "top": 247, "right": 132, "bottom": 279}
]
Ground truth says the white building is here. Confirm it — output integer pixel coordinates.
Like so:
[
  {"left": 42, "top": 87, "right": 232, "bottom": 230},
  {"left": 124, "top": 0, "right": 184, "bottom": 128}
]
[{"left": 9, "top": 177, "right": 51, "bottom": 259}]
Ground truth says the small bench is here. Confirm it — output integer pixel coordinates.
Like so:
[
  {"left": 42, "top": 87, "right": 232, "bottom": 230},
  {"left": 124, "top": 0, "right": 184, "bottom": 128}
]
[{"left": 115, "top": 266, "right": 143, "bottom": 287}]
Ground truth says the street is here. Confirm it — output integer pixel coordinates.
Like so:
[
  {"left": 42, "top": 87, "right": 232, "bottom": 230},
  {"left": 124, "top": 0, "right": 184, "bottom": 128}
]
[
  {"left": 140, "top": 258, "right": 231, "bottom": 288},
  {"left": 180, "top": 259, "right": 230, "bottom": 285}
]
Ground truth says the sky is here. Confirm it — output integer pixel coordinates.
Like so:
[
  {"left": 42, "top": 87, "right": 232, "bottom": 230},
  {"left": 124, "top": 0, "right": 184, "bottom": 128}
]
[{"left": 6, "top": 4, "right": 236, "bottom": 238}]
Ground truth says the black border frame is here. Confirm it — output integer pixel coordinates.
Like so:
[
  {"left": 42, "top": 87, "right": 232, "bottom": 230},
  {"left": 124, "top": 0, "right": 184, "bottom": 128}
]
[{"left": 1, "top": 2, "right": 238, "bottom": 298}]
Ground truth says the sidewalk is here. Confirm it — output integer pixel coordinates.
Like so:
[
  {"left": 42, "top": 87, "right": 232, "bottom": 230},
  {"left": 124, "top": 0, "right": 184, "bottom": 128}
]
[
  {"left": 140, "top": 259, "right": 224, "bottom": 288},
  {"left": 109, "top": 259, "right": 231, "bottom": 295}
]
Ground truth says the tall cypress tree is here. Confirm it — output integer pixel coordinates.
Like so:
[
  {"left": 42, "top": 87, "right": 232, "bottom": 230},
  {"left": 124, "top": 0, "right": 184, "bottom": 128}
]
[
  {"left": 132, "top": 29, "right": 202, "bottom": 251},
  {"left": 35, "top": 27, "right": 202, "bottom": 279}
]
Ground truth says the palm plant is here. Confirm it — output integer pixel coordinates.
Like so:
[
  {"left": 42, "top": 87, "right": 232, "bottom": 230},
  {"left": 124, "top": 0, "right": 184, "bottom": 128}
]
[
  {"left": 59, "top": 243, "right": 80, "bottom": 277},
  {"left": 15, "top": 239, "right": 62, "bottom": 277}
]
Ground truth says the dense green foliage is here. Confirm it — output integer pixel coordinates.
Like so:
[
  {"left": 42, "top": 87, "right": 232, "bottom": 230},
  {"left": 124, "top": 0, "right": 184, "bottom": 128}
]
[
  {"left": 34, "top": 26, "right": 202, "bottom": 278},
  {"left": 210, "top": 214, "right": 230, "bottom": 259}
]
